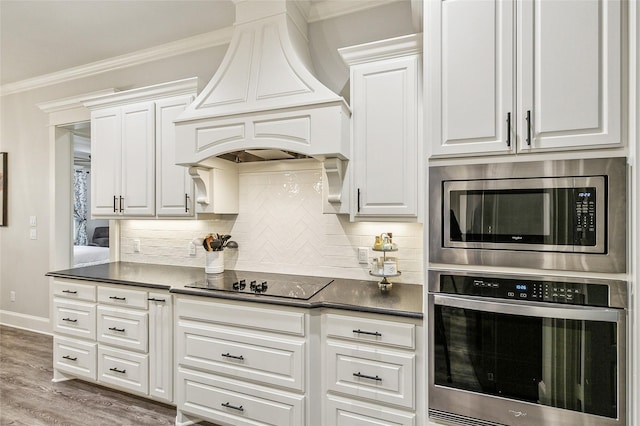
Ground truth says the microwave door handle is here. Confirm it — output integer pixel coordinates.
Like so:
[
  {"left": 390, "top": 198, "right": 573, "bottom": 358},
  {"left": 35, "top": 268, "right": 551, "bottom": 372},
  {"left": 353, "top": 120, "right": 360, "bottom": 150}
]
[{"left": 433, "top": 294, "right": 619, "bottom": 323}]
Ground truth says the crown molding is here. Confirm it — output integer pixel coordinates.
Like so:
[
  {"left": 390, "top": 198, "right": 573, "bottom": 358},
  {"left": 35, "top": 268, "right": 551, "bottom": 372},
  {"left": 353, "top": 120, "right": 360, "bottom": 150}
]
[
  {"left": 1, "top": 27, "right": 233, "bottom": 97},
  {"left": 1, "top": 0, "right": 401, "bottom": 96}
]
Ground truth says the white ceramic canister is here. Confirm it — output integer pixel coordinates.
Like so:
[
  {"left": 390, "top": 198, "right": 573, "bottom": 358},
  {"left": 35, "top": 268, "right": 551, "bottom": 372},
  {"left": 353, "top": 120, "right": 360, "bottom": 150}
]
[
  {"left": 383, "top": 259, "right": 397, "bottom": 275},
  {"left": 205, "top": 250, "right": 224, "bottom": 274}
]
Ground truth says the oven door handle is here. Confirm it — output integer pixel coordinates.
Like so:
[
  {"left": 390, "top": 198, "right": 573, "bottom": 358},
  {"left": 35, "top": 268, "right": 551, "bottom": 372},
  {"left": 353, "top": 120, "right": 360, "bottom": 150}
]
[{"left": 432, "top": 294, "right": 620, "bottom": 322}]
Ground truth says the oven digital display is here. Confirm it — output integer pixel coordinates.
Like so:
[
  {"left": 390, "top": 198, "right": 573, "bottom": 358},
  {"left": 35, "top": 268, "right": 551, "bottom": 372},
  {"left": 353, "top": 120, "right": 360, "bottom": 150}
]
[{"left": 516, "top": 284, "right": 527, "bottom": 291}]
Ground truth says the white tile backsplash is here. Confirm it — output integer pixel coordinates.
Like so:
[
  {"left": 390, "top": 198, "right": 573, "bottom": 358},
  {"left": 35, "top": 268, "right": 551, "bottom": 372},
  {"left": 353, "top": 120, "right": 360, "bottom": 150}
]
[{"left": 120, "top": 161, "right": 424, "bottom": 284}]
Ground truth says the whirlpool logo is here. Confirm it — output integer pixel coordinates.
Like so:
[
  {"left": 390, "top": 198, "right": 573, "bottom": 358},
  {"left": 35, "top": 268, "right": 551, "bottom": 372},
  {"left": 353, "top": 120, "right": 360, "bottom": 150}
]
[
  {"left": 509, "top": 409, "right": 528, "bottom": 418},
  {"left": 511, "top": 235, "right": 524, "bottom": 241}
]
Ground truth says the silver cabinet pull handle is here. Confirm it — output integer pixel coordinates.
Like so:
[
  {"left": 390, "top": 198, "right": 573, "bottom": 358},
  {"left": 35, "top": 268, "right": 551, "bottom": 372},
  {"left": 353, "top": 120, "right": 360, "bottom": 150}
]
[
  {"left": 353, "top": 372, "right": 382, "bottom": 382},
  {"left": 526, "top": 110, "right": 532, "bottom": 146},
  {"left": 352, "top": 329, "right": 382, "bottom": 337},
  {"left": 221, "top": 402, "right": 244, "bottom": 412},
  {"left": 221, "top": 352, "right": 244, "bottom": 361},
  {"left": 506, "top": 112, "right": 511, "bottom": 147}
]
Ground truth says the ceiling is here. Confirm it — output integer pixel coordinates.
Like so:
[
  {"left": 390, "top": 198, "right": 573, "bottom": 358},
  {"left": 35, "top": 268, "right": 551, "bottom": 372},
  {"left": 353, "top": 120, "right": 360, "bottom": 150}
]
[
  {"left": 0, "top": 0, "right": 236, "bottom": 86},
  {"left": 0, "top": 0, "right": 416, "bottom": 92}
]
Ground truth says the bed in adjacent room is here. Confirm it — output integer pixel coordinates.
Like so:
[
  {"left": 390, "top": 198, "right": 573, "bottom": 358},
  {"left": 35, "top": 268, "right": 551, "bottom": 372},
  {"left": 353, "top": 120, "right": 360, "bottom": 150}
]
[{"left": 73, "top": 245, "right": 109, "bottom": 267}]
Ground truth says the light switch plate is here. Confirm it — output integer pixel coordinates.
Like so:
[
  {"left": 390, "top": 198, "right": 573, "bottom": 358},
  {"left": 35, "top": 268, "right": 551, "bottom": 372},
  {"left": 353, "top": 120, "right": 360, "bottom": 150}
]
[
  {"left": 133, "top": 239, "right": 141, "bottom": 253},
  {"left": 358, "top": 247, "right": 369, "bottom": 264},
  {"left": 29, "top": 228, "right": 37, "bottom": 240},
  {"left": 29, "top": 216, "right": 37, "bottom": 226}
]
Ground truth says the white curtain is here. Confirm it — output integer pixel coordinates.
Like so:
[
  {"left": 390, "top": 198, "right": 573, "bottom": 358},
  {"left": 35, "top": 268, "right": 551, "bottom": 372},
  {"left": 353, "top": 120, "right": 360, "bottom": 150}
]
[{"left": 73, "top": 170, "right": 88, "bottom": 246}]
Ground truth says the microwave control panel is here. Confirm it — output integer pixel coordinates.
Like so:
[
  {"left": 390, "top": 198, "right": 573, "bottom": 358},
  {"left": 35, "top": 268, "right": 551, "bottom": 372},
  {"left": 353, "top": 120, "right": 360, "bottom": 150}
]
[
  {"left": 440, "top": 275, "right": 609, "bottom": 307},
  {"left": 574, "top": 187, "right": 597, "bottom": 246}
]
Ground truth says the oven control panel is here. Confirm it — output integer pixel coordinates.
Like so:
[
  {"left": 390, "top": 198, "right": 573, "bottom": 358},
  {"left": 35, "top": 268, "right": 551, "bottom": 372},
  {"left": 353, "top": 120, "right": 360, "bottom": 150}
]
[{"left": 440, "top": 275, "right": 609, "bottom": 307}]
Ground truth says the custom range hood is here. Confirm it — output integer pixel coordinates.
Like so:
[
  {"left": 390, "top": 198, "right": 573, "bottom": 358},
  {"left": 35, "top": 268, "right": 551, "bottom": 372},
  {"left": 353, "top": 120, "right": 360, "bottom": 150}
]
[{"left": 174, "top": 0, "right": 351, "bottom": 208}]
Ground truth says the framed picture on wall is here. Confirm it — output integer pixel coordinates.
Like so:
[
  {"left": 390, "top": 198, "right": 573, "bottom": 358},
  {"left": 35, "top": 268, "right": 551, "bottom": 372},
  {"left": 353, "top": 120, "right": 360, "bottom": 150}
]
[{"left": 0, "top": 152, "right": 6, "bottom": 226}]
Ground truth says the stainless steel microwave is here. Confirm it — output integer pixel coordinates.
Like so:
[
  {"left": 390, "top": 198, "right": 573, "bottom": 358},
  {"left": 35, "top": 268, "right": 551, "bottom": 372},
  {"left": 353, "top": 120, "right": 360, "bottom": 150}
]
[{"left": 429, "top": 158, "right": 627, "bottom": 273}]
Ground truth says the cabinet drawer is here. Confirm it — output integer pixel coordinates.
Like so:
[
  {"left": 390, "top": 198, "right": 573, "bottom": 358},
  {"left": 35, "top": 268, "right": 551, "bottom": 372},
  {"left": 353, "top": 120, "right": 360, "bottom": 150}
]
[
  {"left": 326, "top": 395, "right": 416, "bottom": 426},
  {"left": 177, "top": 367, "right": 304, "bottom": 426},
  {"left": 53, "top": 336, "right": 97, "bottom": 381},
  {"left": 177, "top": 298, "right": 305, "bottom": 336},
  {"left": 98, "top": 346, "right": 149, "bottom": 395},
  {"left": 53, "top": 280, "right": 96, "bottom": 302},
  {"left": 326, "top": 341, "right": 415, "bottom": 409},
  {"left": 325, "top": 313, "right": 415, "bottom": 349},
  {"left": 53, "top": 298, "right": 96, "bottom": 340},
  {"left": 178, "top": 319, "right": 304, "bottom": 392},
  {"left": 97, "top": 306, "right": 148, "bottom": 352},
  {"left": 98, "top": 286, "right": 148, "bottom": 309}
]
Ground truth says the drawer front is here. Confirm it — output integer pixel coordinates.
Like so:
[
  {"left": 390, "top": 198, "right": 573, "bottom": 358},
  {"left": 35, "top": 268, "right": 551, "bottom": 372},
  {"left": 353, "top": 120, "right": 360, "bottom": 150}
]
[
  {"left": 326, "top": 341, "right": 415, "bottom": 409},
  {"left": 53, "top": 280, "right": 96, "bottom": 302},
  {"left": 177, "top": 298, "right": 305, "bottom": 336},
  {"left": 53, "top": 298, "right": 96, "bottom": 340},
  {"left": 177, "top": 367, "right": 304, "bottom": 426},
  {"left": 325, "top": 313, "right": 415, "bottom": 349},
  {"left": 53, "top": 336, "right": 97, "bottom": 381},
  {"left": 97, "top": 306, "right": 148, "bottom": 352},
  {"left": 98, "top": 286, "right": 148, "bottom": 309},
  {"left": 98, "top": 346, "right": 149, "bottom": 395},
  {"left": 326, "top": 395, "right": 416, "bottom": 426},
  {"left": 178, "top": 319, "right": 304, "bottom": 391}
]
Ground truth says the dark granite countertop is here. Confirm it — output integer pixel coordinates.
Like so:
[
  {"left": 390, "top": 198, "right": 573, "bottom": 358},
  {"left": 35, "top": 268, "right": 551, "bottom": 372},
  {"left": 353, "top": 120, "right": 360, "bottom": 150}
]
[{"left": 47, "top": 262, "right": 423, "bottom": 319}]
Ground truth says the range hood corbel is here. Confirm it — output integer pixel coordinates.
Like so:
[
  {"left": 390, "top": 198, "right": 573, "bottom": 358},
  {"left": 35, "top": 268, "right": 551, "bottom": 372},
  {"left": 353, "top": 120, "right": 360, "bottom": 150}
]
[
  {"left": 188, "top": 159, "right": 239, "bottom": 214},
  {"left": 323, "top": 157, "right": 345, "bottom": 203},
  {"left": 174, "top": 0, "right": 351, "bottom": 212}
]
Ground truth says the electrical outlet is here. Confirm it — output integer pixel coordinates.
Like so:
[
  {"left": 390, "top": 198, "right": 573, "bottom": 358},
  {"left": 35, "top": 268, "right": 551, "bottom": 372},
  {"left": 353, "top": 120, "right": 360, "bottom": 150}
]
[
  {"left": 189, "top": 242, "right": 197, "bottom": 256},
  {"left": 29, "top": 228, "right": 37, "bottom": 240},
  {"left": 10, "top": 291, "right": 16, "bottom": 302},
  {"left": 358, "top": 247, "right": 369, "bottom": 264},
  {"left": 29, "top": 216, "right": 37, "bottom": 226},
  {"left": 133, "top": 239, "right": 141, "bottom": 253}
]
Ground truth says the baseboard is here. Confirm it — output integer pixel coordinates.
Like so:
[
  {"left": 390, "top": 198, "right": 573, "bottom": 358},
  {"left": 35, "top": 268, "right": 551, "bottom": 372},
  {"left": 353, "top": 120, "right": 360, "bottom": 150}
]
[{"left": 0, "top": 310, "right": 51, "bottom": 335}]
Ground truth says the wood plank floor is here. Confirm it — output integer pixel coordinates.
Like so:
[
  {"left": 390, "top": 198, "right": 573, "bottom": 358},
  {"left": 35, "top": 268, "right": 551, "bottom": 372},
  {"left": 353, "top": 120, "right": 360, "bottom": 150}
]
[{"left": 0, "top": 325, "right": 216, "bottom": 426}]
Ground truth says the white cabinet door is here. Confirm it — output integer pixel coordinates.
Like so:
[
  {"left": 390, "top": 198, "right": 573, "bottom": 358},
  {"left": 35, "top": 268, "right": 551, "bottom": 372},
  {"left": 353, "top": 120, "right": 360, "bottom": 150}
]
[
  {"left": 148, "top": 292, "right": 173, "bottom": 402},
  {"left": 428, "top": 0, "right": 514, "bottom": 156},
  {"left": 351, "top": 54, "right": 419, "bottom": 217},
  {"left": 91, "top": 107, "right": 121, "bottom": 216},
  {"left": 518, "top": 0, "right": 621, "bottom": 151},
  {"left": 427, "top": 0, "right": 622, "bottom": 157},
  {"left": 121, "top": 102, "right": 155, "bottom": 216},
  {"left": 155, "top": 95, "right": 194, "bottom": 217}
]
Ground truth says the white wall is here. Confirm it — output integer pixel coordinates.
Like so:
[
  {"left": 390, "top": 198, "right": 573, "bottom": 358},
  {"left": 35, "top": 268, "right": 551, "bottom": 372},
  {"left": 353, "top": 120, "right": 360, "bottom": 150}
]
[{"left": 121, "top": 160, "right": 423, "bottom": 283}]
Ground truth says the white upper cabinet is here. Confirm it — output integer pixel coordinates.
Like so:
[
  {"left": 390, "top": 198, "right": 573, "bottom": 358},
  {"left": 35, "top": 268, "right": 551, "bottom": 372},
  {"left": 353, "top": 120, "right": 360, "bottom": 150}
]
[
  {"left": 155, "top": 95, "right": 195, "bottom": 217},
  {"left": 91, "top": 108, "right": 123, "bottom": 216},
  {"left": 427, "top": 0, "right": 622, "bottom": 157},
  {"left": 84, "top": 78, "right": 199, "bottom": 218},
  {"left": 120, "top": 102, "right": 156, "bottom": 217},
  {"left": 340, "top": 34, "right": 422, "bottom": 219},
  {"left": 517, "top": 0, "right": 621, "bottom": 151}
]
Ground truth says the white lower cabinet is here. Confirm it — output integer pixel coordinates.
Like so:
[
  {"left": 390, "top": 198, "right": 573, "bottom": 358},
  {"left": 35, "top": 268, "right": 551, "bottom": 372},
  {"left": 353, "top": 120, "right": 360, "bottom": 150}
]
[
  {"left": 323, "top": 311, "right": 422, "bottom": 426},
  {"left": 51, "top": 278, "right": 173, "bottom": 403},
  {"left": 175, "top": 296, "right": 309, "bottom": 426},
  {"left": 178, "top": 367, "right": 305, "bottom": 426},
  {"left": 326, "top": 395, "right": 416, "bottom": 426},
  {"left": 53, "top": 335, "right": 97, "bottom": 381},
  {"left": 98, "top": 345, "right": 149, "bottom": 394}
]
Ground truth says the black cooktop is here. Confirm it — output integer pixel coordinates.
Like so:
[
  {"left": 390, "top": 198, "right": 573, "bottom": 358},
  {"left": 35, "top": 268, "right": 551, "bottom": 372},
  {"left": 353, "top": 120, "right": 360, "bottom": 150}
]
[{"left": 184, "top": 270, "right": 333, "bottom": 300}]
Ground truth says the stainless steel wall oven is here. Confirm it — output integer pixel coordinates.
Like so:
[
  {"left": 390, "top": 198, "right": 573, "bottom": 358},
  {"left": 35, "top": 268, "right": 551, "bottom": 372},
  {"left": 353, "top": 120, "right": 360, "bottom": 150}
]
[
  {"left": 429, "top": 157, "right": 627, "bottom": 273},
  {"left": 428, "top": 270, "right": 627, "bottom": 426}
]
